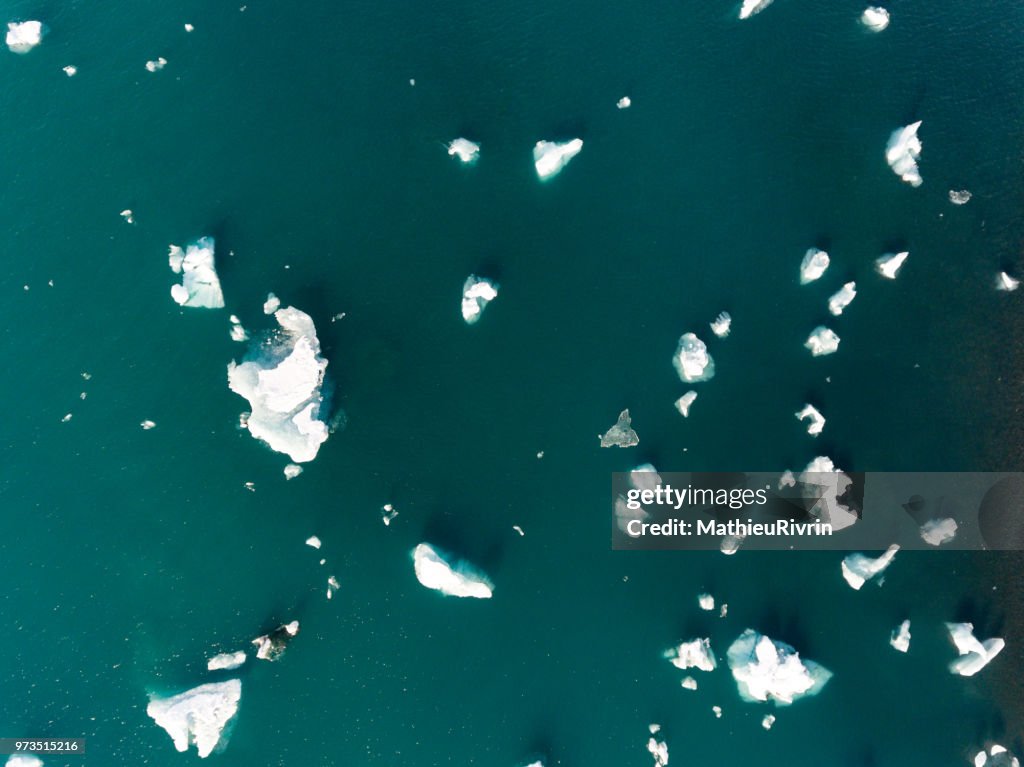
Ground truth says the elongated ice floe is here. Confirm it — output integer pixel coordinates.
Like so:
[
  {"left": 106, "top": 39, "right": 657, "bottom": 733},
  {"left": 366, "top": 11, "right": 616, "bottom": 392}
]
[
  {"left": 890, "top": 620, "right": 911, "bottom": 653},
  {"left": 795, "top": 404, "right": 825, "bottom": 436},
  {"left": 726, "top": 629, "right": 832, "bottom": 705},
  {"left": 875, "top": 251, "right": 908, "bottom": 279},
  {"left": 804, "top": 327, "right": 840, "bottom": 356},
  {"left": 665, "top": 638, "right": 717, "bottom": 672},
  {"left": 412, "top": 542, "right": 493, "bottom": 598},
  {"left": 710, "top": 312, "right": 732, "bottom": 338},
  {"left": 860, "top": 6, "right": 890, "bottom": 31},
  {"left": 6, "top": 757, "right": 43, "bottom": 767},
  {"left": 946, "top": 622, "right": 1005, "bottom": 676},
  {"left": 828, "top": 282, "right": 857, "bottom": 316},
  {"left": 841, "top": 544, "right": 899, "bottom": 590},
  {"left": 673, "top": 333, "right": 715, "bottom": 382},
  {"left": 886, "top": 121, "right": 923, "bottom": 187},
  {"left": 739, "top": 0, "right": 774, "bottom": 19},
  {"left": 996, "top": 272, "right": 1019, "bottom": 291},
  {"left": 207, "top": 651, "right": 246, "bottom": 671},
  {"left": 448, "top": 138, "right": 480, "bottom": 164},
  {"left": 146, "top": 680, "right": 241, "bottom": 758},
  {"left": 461, "top": 275, "right": 498, "bottom": 324},
  {"left": 920, "top": 517, "right": 957, "bottom": 546},
  {"left": 675, "top": 391, "right": 698, "bottom": 417},
  {"left": 533, "top": 139, "right": 583, "bottom": 180},
  {"left": 228, "top": 307, "right": 329, "bottom": 463},
  {"left": 6, "top": 21, "right": 43, "bottom": 53},
  {"left": 601, "top": 409, "right": 639, "bottom": 447},
  {"left": 974, "top": 745, "right": 1020, "bottom": 767},
  {"left": 169, "top": 237, "right": 225, "bottom": 309},
  {"left": 799, "top": 249, "right": 830, "bottom": 285}
]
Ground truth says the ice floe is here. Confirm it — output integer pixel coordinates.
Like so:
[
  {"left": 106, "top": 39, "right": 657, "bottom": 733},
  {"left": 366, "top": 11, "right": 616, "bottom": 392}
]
[
  {"left": 6, "top": 21, "right": 42, "bottom": 53},
  {"left": 795, "top": 404, "right": 825, "bottom": 436},
  {"left": 533, "top": 139, "right": 583, "bottom": 180},
  {"left": 412, "top": 542, "right": 493, "bottom": 598},
  {"left": 804, "top": 327, "right": 840, "bottom": 356},
  {"left": 949, "top": 189, "right": 972, "bottom": 205},
  {"left": 461, "top": 275, "right": 498, "bottom": 324},
  {"left": 673, "top": 333, "right": 715, "bottom": 382},
  {"left": 184, "top": 23, "right": 195, "bottom": 32},
  {"left": 169, "top": 237, "right": 225, "bottom": 309},
  {"left": 229, "top": 316, "right": 248, "bottom": 342},
  {"left": 447, "top": 138, "right": 480, "bottom": 164},
  {"left": 710, "top": 312, "right": 732, "bottom": 338},
  {"left": 875, "top": 251, "right": 908, "bottom": 279},
  {"left": 920, "top": 517, "right": 957, "bottom": 546},
  {"left": 228, "top": 307, "right": 329, "bottom": 463},
  {"left": 860, "top": 6, "right": 890, "bottom": 31},
  {"left": 681, "top": 676, "right": 698, "bottom": 690},
  {"left": 283, "top": 463, "right": 303, "bottom": 480},
  {"left": 617, "top": 96, "right": 632, "bottom": 109},
  {"left": 675, "top": 391, "right": 698, "bottom": 417},
  {"left": 263, "top": 292, "right": 280, "bottom": 315},
  {"left": 739, "top": 0, "right": 774, "bottom": 19},
  {"left": 996, "top": 272, "right": 1019, "bottom": 291},
  {"left": 630, "top": 464, "right": 662, "bottom": 492},
  {"left": 974, "top": 745, "right": 1020, "bottom": 767},
  {"left": 600, "top": 409, "right": 639, "bottom": 448},
  {"left": 712, "top": 705, "right": 723, "bottom": 718},
  {"left": 6, "top": 757, "right": 43, "bottom": 767},
  {"left": 646, "top": 725, "right": 668, "bottom": 767},
  {"left": 63, "top": 65, "right": 77, "bottom": 77},
  {"left": 141, "top": 419, "right": 157, "bottom": 430},
  {"left": 946, "top": 622, "right": 1005, "bottom": 676},
  {"left": 726, "top": 629, "right": 832, "bottom": 705},
  {"left": 252, "top": 620, "right": 300, "bottom": 661},
  {"left": 305, "top": 536, "right": 322, "bottom": 549},
  {"left": 841, "top": 544, "right": 899, "bottom": 590},
  {"left": 886, "top": 121, "right": 923, "bottom": 187},
  {"left": 120, "top": 209, "right": 135, "bottom": 224},
  {"left": 828, "top": 282, "right": 857, "bottom": 316},
  {"left": 665, "top": 638, "right": 717, "bottom": 672},
  {"left": 799, "top": 249, "right": 830, "bottom": 285},
  {"left": 146, "top": 57, "right": 167, "bottom": 72},
  {"left": 890, "top": 620, "right": 911, "bottom": 653},
  {"left": 382, "top": 503, "right": 399, "bottom": 525},
  {"left": 207, "top": 651, "right": 246, "bottom": 671},
  {"left": 698, "top": 593, "right": 715, "bottom": 611},
  {"left": 146, "top": 679, "right": 241, "bottom": 758}
]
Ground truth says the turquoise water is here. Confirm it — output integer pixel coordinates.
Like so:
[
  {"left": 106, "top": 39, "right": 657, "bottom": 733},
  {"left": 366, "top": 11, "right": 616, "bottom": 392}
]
[{"left": 1, "top": 0, "right": 1022, "bottom": 764}]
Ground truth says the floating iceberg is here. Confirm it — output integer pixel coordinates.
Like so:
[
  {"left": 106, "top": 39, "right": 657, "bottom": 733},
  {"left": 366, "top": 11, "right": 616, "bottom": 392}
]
[
  {"left": 305, "top": 535, "right": 321, "bottom": 549},
  {"left": 795, "top": 404, "right": 825, "bottom": 436},
  {"left": 997, "top": 272, "right": 1019, "bottom": 291},
  {"left": 617, "top": 96, "right": 632, "bottom": 109},
  {"left": 681, "top": 676, "right": 698, "bottom": 690},
  {"left": 207, "top": 651, "right": 246, "bottom": 671},
  {"left": 828, "top": 282, "right": 857, "bottom": 316},
  {"left": 252, "top": 620, "right": 300, "bottom": 661},
  {"left": 762, "top": 714, "right": 776, "bottom": 730},
  {"left": 145, "top": 57, "right": 167, "bottom": 72},
  {"left": 804, "top": 327, "right": 840, "bottom": 356},
  {"left": 875, "top": 251, "right": 908, "bottom": 279},
  {"left": 949, "top": 189, "right": 972, "bottom": 205},
  {"left": 533, "top": 139, "right": 583, "bottom": 180},
  {"left": 6, "top": 21, "right": 42, "bottom": 53},
  {"left": 229, "top": 315, "right": 248, "bottom": 342},
  {"left": 447, "top": 138, "right": 480, "bottom": 164},
  {"left": 739, "top": 0, "right": 774, "bottom": 19},
  {"left": 698, "top": 593, "right": 715, "bottom": 611},
  {"left": 169, "top": 237, "right": 225, "bottom": 309},
  {"left": 146, "top": 680, "right": 241, "bottom": 758},
  {"left": 974, "top": 745, "right": 1020, "bottom": 767},
  {"left": 920, "top": 518, "right": 957, "bottom": 546},
  {"left": 63, "top": 65, "right": 77, "bottom": 77},
  {"left": 646, "top": 726, "right": 668, "bottom": 767},
  {"left": 412, "top": 543, "right": 493, "bottom": 598},
  {"left": 886, "top": 121, "right": 923, "bottom": 187},
  {"left": 710, "top": 312, "right": 732, "bottom": 338},
  {"left": 673, "top": 333, "right": 715, "bottom": 382},
  {"left": 675, "top": 391, "right": 698, "bottom": 417},
  {"left": 263, "top": 292, "right": 280, "bottom": 315},
  {"left": 890, "top": 620, "right": 911, "bottom": 653},
  {"left": 841, "top": 544, "right": 899, "bottom": 590},
  {"left": 946, "top": 622, "right": 1005, "bottom": 676},
  {"left": 799, "top": 249, "right": 830, "bottom": 285},
  {"left": 6, "top": 757, "right": 43, "bottom": 767},
  {"left": 860, "top": 6, "right": 890, "bottom": 30},
  {"left": 630, "top": 464, "right": 662, "bottom": 492},
  {"left": 665, "top": 638, "right": 717, "bottom": 672},
  {"left": 461, "top": 276, "right": 498, "bottom": 324},
  {"left": 726, "top": 629, "right": 832, "bottom": 705},
  {"left": 228, "top": 307, "right": 329, "bottom": 463},
  {"left": 283, "top": 463, "right": 303, "bottom": 480},
  {"left": 799, "top": 457, "right": 859, "bottom": 530},
  {"left": 600, "top": 409, "right": 639, "bottom": 447}
]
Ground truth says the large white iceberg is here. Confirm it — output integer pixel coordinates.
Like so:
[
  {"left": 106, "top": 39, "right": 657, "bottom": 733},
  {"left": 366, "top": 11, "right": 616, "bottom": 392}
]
[
  {"left": 841, "top": 544, "right": 899, "bottom": 590},
  {"left": 946, "top": 622, "right": 1005, "bottom": 676},
  {"left": 886, "top": 121, "right": 923, "bottom": 187},
  {"left": 739, "top": 0, "right": 774, "bottom": 19},
  {"left": 448, "top": 138, "right": 480, "bottom": 164},
  {"left": 799, "top": 249, "right": 830, "bottom": 284},
  {"left": 673, "top": 333, "right": 715, "bottom": 382},
  {"left": 461, "top": 276, "right": 498, "bottom": 324},
  {"left": 795, "top": 404, "right": 825, "bottom": 436},
  {"left": 6, "top": 21, "right": 42, "bottom": 53},
  {"left": 804, "top": 327, "right": 840, "bottom": 356},
  {"left": 228, "top": 307, "right": 330, "bottom": 463},
  {"left": 726, "top": 629, "right": 832, "bottom": 705},
  {"left": 875, "top": 251, "right": 908, "bottom": 279},
  {"left": 828, "top": 282, "right": 857, "bottom": 316},
  {"left": 533, "top": 139, "right": 583, "bottom": 180},
  {"left": 665, "top": 638, "right": 717, "bottom": 672},
  {"left": 146, "top": 680, "right": 241, "bottom": 758},
  {"left": 412, "top": 543, "right": 493, "bottom": 598},
  {"left": 860, "top": 6, "right": 890, "bottom": 31},
  {"left": 169, "top": 237, "right": 225, "bottom": 309}
]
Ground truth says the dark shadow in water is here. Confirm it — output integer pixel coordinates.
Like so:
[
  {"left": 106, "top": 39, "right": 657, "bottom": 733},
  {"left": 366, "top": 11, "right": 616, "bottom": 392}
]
[
  {"left": 421, "top": 506, "right": 507, "bottom": 573},
  {"left": 952, "top": 595, "right": 1005, "bottom": 638}
]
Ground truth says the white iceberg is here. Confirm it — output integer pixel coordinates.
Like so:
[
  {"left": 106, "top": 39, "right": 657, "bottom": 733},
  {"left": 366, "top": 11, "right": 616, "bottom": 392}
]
[
  {"left": 63, "top": 65, "right": 77, "bottom": 77},
  {"left": 601, "top": 409, "right": 639, "bottom": 448},
  {"left": 412, "top": 543, "right": 493, "bottom": 598},
  {"left": 673, "top": 333, "right": 715, "bottom": 382},
  {"left": 646, "top": 727, "right": 668, "bottom": 767},
  {"left": 739, "top": 0, "right": 774, "bottom": 19},
  {"left": 762, "top": 714, "right": 776, "bottom": 730},
  {"left": 710, "top": 312, "right": 732, "bottom": 338},
  {"left": 886, "top": 121, "right": 923, "bottom": 187},
  {"left": 946, "top": 622, "right": 1005, "bottom": 676},
  {"left": 145, "top": 57, "right": 167, "bottom": 72},
  {"left": 252, "top": 620, "right": 300, "bottom": 661},
  {"left": 146, "top": 679, "right": 241, "bottom": 758},
  {"left": 461, "top": 275, "right": 498, "bottom": 324},
  {"left": 228, "top": 307, "right": 330, "bottom": 463},
  {"left": 726, "top": 629, "right": 832, "bottom": 705},
  {"left": 447, "top": 138, "right": 480, "bottom": 164},
  {"left": 997, "top": 272, "right": 1019, "bottom": 291},
  {"left": 799, "top": 457, "right": 859, "bottom": 531},
  {"left": 6, "top": 758, "right": 43, "bottom": 767},
  {"left": 949, "top": 189, "right": 972, "bottom": 205},
  {"left": 698, "top": 593, "right": 715, "bottom": 611},
  {"left": 283, "top": 463, "right": 303, "bottom": 480},
  {"left": 804, "top": 327, "right": 840, "bottom": 356},
  {"left": 617, "top": 96, "right": 632, "bottom": 109},
  {"left": 675, "top": 391, "right": 698, "bottom": 417},
  {"left": 828, "top": 282, "right": 857, "bottom": 316},
  {"left": 841, "top": 544, "right": 899, "bottom": 590},
  {"left": 169, "top": 237, "right": 225, "bottom": 309},
  {"left": 263, "top": 292, "right": 280, "bottom": 315},
  {"left": 229, "top": 316, "right": 248, "bottom": 342},
  {"left": 681, "top": 676, "right": 698, "bottom": 690},
  {"left": 890, "top": 620, "right": 911, "bottom": 653},
  {"left": 665, "top": 638, "right": 717, "bottom": 672},
  {"left": 875, "top": 251, "right": 908, "bottom": 279},
  {"left": 533, "top": 139, "right": 583, "bottom": 180},
  {"left": 207, "top": 651, "right": 246, "bottom": 671},
  {"left": 920, "top": 517, "right": 957, "bottom": 546},
  {"left": 630, "top": 464, "right": 662, "bottom": 492},
  {"left": 6, "top": 21, "right": 42, "bottom": 53},
  {"left": 974, "top": 745, "right": 1020, "bottom": 767},
  {"left": 860, "top": 6, "right": 890, "bottom": 31},
  {"left": 795, "top": 404, "right": 825, "bottom": 436},
  {"left": 305, "top": 535, "right": 322, "bottom": 549},
  {"left": 799, "top": 249, "right": 830, "bottom": 284}
]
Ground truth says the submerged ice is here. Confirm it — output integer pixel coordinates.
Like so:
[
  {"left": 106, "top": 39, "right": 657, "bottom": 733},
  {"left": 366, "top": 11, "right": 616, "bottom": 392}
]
[
  {"left": 413, "top": 543, "right": 493, "bottom": 598},
  {"left": 146, "top": 680, "right": 241, "bottom": 758},
  {"left": 533, "top": 139, "right": 583, "bottom": 180},
  {"left": 726, "top": 629, "right": 832, "bottom": 705},
  {"left": 886, "top": 121, "right": 923, "bottom": 187},
  {"left": 169, "top": 237, "right": 225, "bottom": 309}
]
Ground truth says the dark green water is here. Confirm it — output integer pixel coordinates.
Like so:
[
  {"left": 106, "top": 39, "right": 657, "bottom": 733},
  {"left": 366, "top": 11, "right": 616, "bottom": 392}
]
[{"left": 1, "top": 0, "right": 1022, "bottom": 764}]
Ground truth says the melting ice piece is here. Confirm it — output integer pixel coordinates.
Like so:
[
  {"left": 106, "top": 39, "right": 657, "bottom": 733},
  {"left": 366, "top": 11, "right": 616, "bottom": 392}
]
[
  {"left": 228, "top": 307, "right": 329, "bottom": 463},
  {"left": 726, "top": 629, "right": 832, "bottom": 705},
  {"left": 795, "top": 404, "right": 825, "bottom": 436},
  {"left": 681, "top": 676, "right": 698, "bottom": 690},
  {"left": 946, "top": 622, "right": 1005, "bottom": 676},
  {"left": 412, "top": 542, "right": 493, "bottom": 598},
  {"left": 860, "top": 6, "right": 890, "bottom": 30},
  {"left": 665, "top": 638, "right": 717, "bottom": 672},
  {"left": 949, "top": 189, "right": 972, "bottom": 205},
  {"left": 600, "top": 409, "right": 639, "bottom": 448},
  {"left": 698, "top": 593, "right": 715, "bottom": 611},
  {"left": 447, "top": 138, "right": 480, "bottom": 164},
  {"left": 799, "top": 249, "right": 830, "bottom": 285},
  {"left": 720, "top": 534, "right": 745, "bottom": 555},
  {"left": 169, "top": 237, "right": 224, "bottom": 309},
  {"left": 284, "top": 463, "right": 303, "bottom": 480},
  {"left": 120, "top": 209, "right": 135, "bottom": 224},
  {"left": 739, "top": 0, "right": 774, "bottom": 19},
  {"left": 875, "top": 251, "right": 908, "bottom": 279},
  {"left": 141, "top": 419, "right": 157, "bottom": 430},
  {"left": 305, "top": 536, "right": 322, "bottom": 549},
  {"left": 533, "top": 139, "right": 583, "bottom": 180},
  {"left": 646, "top": 727, "right": 668, "bottom": 767},
  {"left": 762, "top": 714, "right": 776, "bottom": 730},
  {"left": 617, "top": 96, "right": 632, "bottom": 109},
  {"left": 673, "top": 333, "right": 715, "bottom": 382},
  {"left": 146, "top": 679, "right": 241, "bottom": 758},
  {"left": 886, "top": 121, "right": 923, "bottom": 187},
  {"left": 263, "top": 292, "right": 280, "bottom": 315},
  {"left": 63, "top": 65, "right": 77, "bottom": 76},
  {"left": 828, "top": 282, "right": 857, "bottom": 316},
  {"left": 6, "top": 21, "right": 43, "bottom": 53},
  {"left": 145, "top": 57, "right": 167, "bottom": 71},
  {"left": 675, "top": 391, "right": 698, "bottom": 417},
  {"left": 890, "top": 620, "right": 911, "bottom": 653},
  {"left": 996, "top": 272, "right": 1020, "bottom": 292},
  {"left": 252, "top": 620, "right": 300, "bottom": 661},
  {"left": 207, "top": 651, "right": 246, "bottom": 671},
  {"left": 6, "top": 757, "right": 43, "bottom": 767},
  {"left": 229, "top": 316, "right": 248, "bottom": 342},
  {"left": 382, "top": 503, "right": 399, "bottom": 525},
  {"left": 710, "top": 312, "right": 732, "bottom": 338},
  {"left": 461, "top": 275, "right": 498, "bottom": 324},
  {"left": 712, "top": 706, "right": 723, "bottom": 718},
  {"left": 185, "top": 23, "right": 195, "bottom": 32},
  {"left": 920, "top": 518, "right": 957, "bottom": 546},
  {"left": 974, "top": 745, "right": 1021, "bottom": 767},
  {"left": 804, "top": 327, "right": 840, "bottom": 356},
  {"left": 841, "top": 544, "right": 899, "bottom": 590}
]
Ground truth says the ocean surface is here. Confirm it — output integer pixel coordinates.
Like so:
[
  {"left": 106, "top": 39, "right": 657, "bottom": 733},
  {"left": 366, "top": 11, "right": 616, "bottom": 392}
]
[{"left": 1, "top": 0, "right": 1023, "bottom": 765}]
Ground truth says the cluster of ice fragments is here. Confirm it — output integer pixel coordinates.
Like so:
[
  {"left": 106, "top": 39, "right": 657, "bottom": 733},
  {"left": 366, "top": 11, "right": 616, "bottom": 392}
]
[
  {"left": 169, "top": 237, "right": 225, "bottom": 309},
  {"left": 946, "top": 622, "right": 1005, "bottom": 677},
  {"left": 461, "top": 275, "right": 498, "bottom": 324},
  {"left": 447, "top": 138, "right": 480, "bottom": 164},
  {"left": 726, "top": 629, "right": 832, "bottom": 705},
  {"left": 974, "top": 745, "right": 1020, "bottom": 767},
  {"left": 646, "top": 725, "right": 668, "bottom": 767},
  {"left": 533, "top": 139, "right": 583, "bottom": 180},
  {"left": 146, "top": 680, "right": 242, "bottom": 758},
  {"left": 6, "top": 21, "right": 43, "bottom": 53},
  {"left": 886, "top": 121, "right": 923, "bottom": 187},
  {"left": 412, "top": 543, "right": 493, "bottom": 598},
  {"left": 841, "top": 544, "right": 899, "bottom": 589},
  {"left": 665, "top": 638, "right": 717, "bottom": 672}
]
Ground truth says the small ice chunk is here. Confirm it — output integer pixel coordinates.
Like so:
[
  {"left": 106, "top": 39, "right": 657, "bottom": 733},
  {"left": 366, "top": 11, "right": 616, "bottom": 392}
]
[
  {"left": 6, "top": 757, "right": 44, "bottom": 767},
  {"left": 617, "top": 96, "right": 632, "bottom": 109},
  {"left": 6, "top": 21, "right": 43, "bottom": 53},
  {"left": 513, "top": 525, "right": 525, "bottom": 536},
  {"left": 447, "top": 138, "right": 480, "bottom": 164},
  {"left": 698, "top": 593, "right": 715, "bottom": 611},
  {"left": 827, "top": 282, "right": 857, "bottom": 316},
  {"left": 283, "top": 463, "right": 303, "bottom": 480},
  {"left": 726, "top": 629, "right": 833, "bottom": 705},
  {"left": 120, "top": 209, "right": 135, "bottom": 224},
  {"left": 243, "top": 481, "right": 255, "bottom": 492},
  {"left": 600, "top": 409, "right": 639, "bottom": 448},
  {"left": 184, "top": 23, "right": 195, "bottom": 32},
  {"left": 382, "top": 503, "right": 399, "bottom": 525},
  {"left": 886, "top": 121, "right": 923, "bottom": 187},
  {"left": 63, "top": 65, "right": 77, "bottom": 76},
  {"left": 646, "top": 729, "right": 668, "bottom": 767},
  {"left": 804, "top": 327, "right": 840, "bottom": 356},
  {"left": 252, "top": 620, "right": 300, "bottom": 661},
  {"left": 710, "top": 312, "right": 732, "bottom": 338},
  {"left": 675, "top": 391, "right": 698, "bottom": 417},
  {"left": 739, "top": 0, "right": 774, "bottom": 19},
  {"left": 146, "top": 680, "right": 241, "bottom": 758},
  {"left": 946, "top": 622, "right": 1005, "bottom": 676},
  {"left": 799, "top": 248, "right": 830, "bottom": 284},
  {"left": 762, "top": 714, "right": 776, "bottom": 730},
  {"left": 720, "top": 603, "right": 729, "bottom": 617},
  {"left": 681, "top": 676, "right": 698, "bottom": 690},
  {"left": 263, "top": 293, "right": 281, "bottom": 315},
  {"left": 61, "top": 413, "right": 72, "bottom": 423},
  {"left": 229, "top": 317, "right": 248, "bottom": 342},
  {"left": 673, "top": 333, "right": 715, "bottom": 382},
  {"left": 712, "top": 705, "right": 723, "bottom": 718},
  {"left": 860, "top": 6, "right": 890, "bottom": 31},
  {"left": 207, "top": 651, "right": 246, "bottom": 671},
  {"left": 949, "top": 189, "right": 972, "bottom": 205},
  {"left": 665, "top": 638, "right": 717, "bottom": 672},
  {"left": 412, "top": 542, "right": 493, "bottom": 598},
  {"left": 875, "top": 251, "right": 908, "bottom": 279},
  {"left": 461, "top": 275, "right": 498, "bottom": 324},
  {"left": 890, "top": 620, "right": 911, "bottom": 653},
  {"left": 140, "top": 419, "right": 157, "bottom": 430},
  {"left": 145, "top": 57, "right": 168, "bottom": 72},
  {"left": 997, "top": 272, "right": 1020, "bottom": 291},
  {"left": 920, "top": 518, "right": 957, "bottom": 546},
  {"left": 795, "top": 404, "right": 825, "bottom": 436},
  {"left": 305, "top": 535, "right": 322, "bottom": 549},
  {"left": 841, "top": 544, "right": 899, "bottom": 590},
  {"left": 533, "top": 139, "right": 583, "bottom": 180},
  {"left": 168, "top": 237, "right": 224, "bottom": 309},
  {"left": 327, "top": 575, "right": 340, "bottom": 598},
  {"left": 974, "top": 745, "right": 1020, "bottom": 767}
]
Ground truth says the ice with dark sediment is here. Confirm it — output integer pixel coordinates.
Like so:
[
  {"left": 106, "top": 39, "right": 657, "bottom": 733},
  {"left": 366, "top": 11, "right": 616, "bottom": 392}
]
[
  {"left": 841, "top": 544, "right": 899, "bottom": 590},
  {"left": 946, "top": 622, "right": 1005, "bottom": 676},
  {"left": 533, "top": 139, "right": 583, "bottom": 180},
  {"left": 412, "top": 543, "right": 493, "bottom": 598},
  {"left": 601, "top": 409, "right": 639, "bottom": 447},
  {"left": 673, "top": 333, "right": 715, "bottom": 382},
  {"left": 146, "top": 680, "right": 242, "bottom": 758},
  {"left": 252, "top": 620, "right": 300, "bottom": 661},
  {"left": 169, "top": 237, "right": 225, "bottom": 309},
  {"left": 726, "top": 629, "right": 832, "bottom": 705},
  {"left": 799, "top": 249, "right": 830, "bottom": 284},
  {"left": 875, "top": 251, "right": 908, "bottom": 279},
  {"left": 886, "top": 122, "right": 923, "bottom": 187}
]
